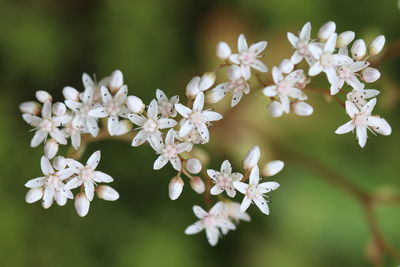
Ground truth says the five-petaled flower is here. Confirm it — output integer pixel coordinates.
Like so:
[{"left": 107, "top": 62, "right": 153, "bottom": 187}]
[{"left": 207, "top": 160, "right": 243, "bottom": 198}]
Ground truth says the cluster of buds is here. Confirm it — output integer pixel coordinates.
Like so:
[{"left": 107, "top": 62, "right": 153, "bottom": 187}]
[{"left": 19, "top": 21, "right": 393, "bottom": 246}]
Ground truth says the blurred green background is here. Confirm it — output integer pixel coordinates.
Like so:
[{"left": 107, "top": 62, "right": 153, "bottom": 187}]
[{"left": 1, "top": 0, "right": 399, "bottom": 266}]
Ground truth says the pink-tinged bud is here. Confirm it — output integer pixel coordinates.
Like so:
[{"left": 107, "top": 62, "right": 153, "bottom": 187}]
[
  {"left": 190, "top": 176, "right": 205, "bottom": 194},
  {"left": 292, "top": 101, "right": 313, "bottom": 116},
  {"left": 109, "top": 69, "right": 123, "bottom": 90},
  {"left": 25, "top": 188, "right": 43, "bottom": 203},
  {"left": 351, "top": 39, "right": 367, "bottom": 60},
  {"left": 243, "top": 146, "right": 260, "bottom": 171},
  {"left": 96, "top": 185, "right": 120, "bottom": 201},
  {"left": 336, "top": 31, "right": 355, "bottom": 48},
  {"left": 115, "top": 119, "right": 133, "bottom": 136},
  {"left": 268, "top": 101, "right": 284, "bottom": 118},
  {"left": 318, "top": 21, "right": 336, "bottom": 41},
  {"left": 186, "top": 158, "right": 202, "bottom": 174},
  {"left": 227, "top": 65, "right": 242, "bottom": 80},
  {"left": 262, "top": 160, "right": 284, "bottom": 176},
  {"left": 19, "top": 101, "right": 41, "bottom": 115},
  {"left": 279, "top": 59, "right": 294, "bottom": 74},
  {"left": 126, "top": 95, "right": 145, "bottom": 113},
  {"left": 36, "top": 90, "right": 52, "bottom": 103},
  {"left": 169, "top": 176, "right": 184, "bottom": 200},
  {"left": 52, "top": 102, "right": 67, "bottom": 116},
  {"left": 368, "top": 35, "right": 385, "bottom": 56},
  {"left": 53, "top": 156, "right": 67, "bottom": 170},
  {"left": 361, "top": 67, "right": 381, "bottom": 83},
  {"left": 216, "top": 41, "right": 231, "bottom": 60},
  {"left": 44, "top": 139, "right": 59, "bottom": 159},
  {"left": 198, "top": 72, "right": 216, "bottom": 91},
  {"left": 186, "top": 76, "right": 201, "bottom": 98},
  {"left": 75, "top": 192, "right": 90, "bottom": 217},
  {"left": 62, "top": 86, "right": 80, "bottom": 101}
]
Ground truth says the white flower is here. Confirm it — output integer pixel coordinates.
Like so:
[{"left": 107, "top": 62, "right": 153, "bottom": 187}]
[
  {"left": 65, "top": 151, "right": 114, "bottom": 202},
  {"left": 330, "top": 56, "right": 368, "bottom": 95},
  {"left": 151, "top": 129, "right": 191, "bottom": 171},
  {"left": 263, "top": 67, "right": 307, "bottom": 113},
  {"left": 156, "top": 89, "right": 179, "bottom": 118},
  {"left": 347, "top": 89, "right": 380, "bottom": 109},
  {"left": 229, "top": 34, "right": 268, "bottom": 78},
  {"left": 212, "top": 65, "right": 250, "bottom": 107},
  {"left": 23, "top": 101, "right": 70, "bottom": 147},
  {"left": 335, "top": 99, "right": 392, "bottom": 147},
  {"left": 24, "top": 156, "right": 74, "bottom": 208},
  {"left": 220, "top": 201, "right": 250, "bottom": 234},
  {"left": 65, "top": 86, "right": 100, "bottom": 137},
  {"left": 233, "top": 166, "right": 280, "bottom": 215},
  {"left": 308, "top": 33, "right": 348, "bottom": 85},
  {"left": 88, "top": 86, "right": 130, "bottom": 136},
  {"left": 207, "top": 160, "right": 243, "bottom": 198},
  {"left": 287, "top": 22, "right": 314, "bottom": 65},
  {"left": 175, "top": 92, "right": 223, "bottom": 142},
  {"left": 129, "top": 99, "right": 177, "bottom": 147},
  {"left": 184, "top": 202, "right": 236, "bottom": 246}
]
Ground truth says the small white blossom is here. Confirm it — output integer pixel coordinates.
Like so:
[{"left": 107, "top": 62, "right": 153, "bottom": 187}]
[
  {"left": 24, "top": 156, "right": 74, "bottom": 208},
  {"left": 347, "top": 89, "right": 380, "bottom": 109},
  {"left": 207, "top": 160, "right": 243, "bottom": 198},
  {"left": 23, "top": 101, "right": 70, "bottom": 147},
  {"left": 88, "top": 86, "right": 130, "bottom": 136},
  {"left": 229, "top": 34, "right": 268, "bottom": 78},
  {"left": 335, "top": 99, "right": 392, "bottom": 147},
  {"left": 233, "top": 166, "right": 280, "bottom": 215},
  {"left": 287, "top": 22, "right": 313, "bottom": 64},
  {"left": 330, "top": 57, "right": 368, "bottom": 95},
  {"left": 156, "top": 89, "right": 179, "bottom": 118},
  {"left": 151, "top": 129, "right": 191, "bottom": 171},
  {"left": 185, "top": 202, "right": 235, "bottom": 246},
  {"left": 175, "top": 92, "right": 223, "bottom": 142},
  {"left": 129, "top": 99, "right": 177, "bottom": 146}
]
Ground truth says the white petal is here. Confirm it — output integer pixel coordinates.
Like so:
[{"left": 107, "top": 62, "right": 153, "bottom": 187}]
[
  {"left": 308, "top": 44, "right": 323, "bottom": 59},
  {"left": 249, "top": 165, "right": 260, "bottom": 185},
  {"left": 49, "top": 128, "right": 67, "bottom": 145},
  {"left": 346, "top": 76, "right": 364, "bottom": 90},
  {"left": 128, "top": 113, "right": 146, "bottom": 126},
  {"left": 42, "top": 187, "right": 55, "bottom": 209},
  {"left": 196, "top": 123, "right": 209, "bottom": 142},
  {"left": 202, "top": 111, "right": 222, "bottom": 122},
  {"left": 65, "top": 177, "right": 83, "bottom": 189},
  {"left": 335, "top": 121, "right": 355, "bottom": 134},
  {"left": 367, "top": 116, "right": 392, "bottom": 135},
  {"left": 259, "top": 182, "right": 280, "bottom": 191},
  {"left": 240, "top": 196, "right": 252, "bottom": 212},
  {"left": 115, "top": 85, "right": 128, "bottom": 104},
  {"left": 25, "top": 188, "right": 43, "bottom": 203},
  {"left": 249, "top": 41, "right": 267, "bottom": 55},
  {"left": 251, "top": 59, "right": 268, "bottom": 72},
  {"left": 272, "top": 67, "right": 283, "bottom": 84},
  {"left": 237, "top": 34, "right": 248, "bottom": 53},
  {"left": 253, "top": 196, "right": 270, "bottom": 215},
  {"left": 206, "top": 228, "right": 219, "bottom": 246},
  {"left": 84, "top": 181, "right": 95, "bottom": 201},
  {"left": 147, "top": 99, "right": 158, "bottom": 120},
  {"left": 233, "top": 181, "right": 248, "bottom": 194},
  {"left": 132, "top": 130, "right": 148, "bottom": 146},
  {"left": 345, "top": 100, "right": 359, "bottom": 118},
  {"left": 193, "top": 92, "right": 205, "bottom": 111},
  {"left": 174, "top": 103, "right": 191, "bottom": 118},
  {"left": 41, "top": 156, "right": 54, "bottom": 175},
  {"left": 231, "top": 92, "right": 243, "bottom": 107},
  {"left": 41, "top": 101, "right": 52, "bottom": 119},
  {"left": 179, "top": 120, "right": 194, "bottom": 137},
  {"left": 185, "top": 221, "right": 204, "bottom": 235},
  {"left": 308, "top": 62, "right": 323, "bottom": 76},
  {"left": 153, "top": 155, "right": 168, "bottom": 170},
  {"left": 356, "top": 126, "right": 368, "bottom": 148},
  {"left": 220, "top": 160, "right": 232, "bottom": 173},
  {"left": 88, "top": 107, "right": 108, "bottom": 118},
  {"left": 287, "top": 32, "right": 299, "bottom": 47},
  {"left": 263, "top": 86, "right": 277, "bottom": 97},
  {"left": 100, "top": 86, "right": 112, "bottom": 104},
  {"left": 94, "top": 171, "right": 113, "bottom": 183},
  {"left": 25, "top": 177, "right": 46, "bottom": 188},
  {"left": 156, "top": 88, "right": 168, "bottom": 102},
  {"left": 31, "top": 130, "right": 47, "bottom": 147},
  {"left": 108, "top": 115, "right": 119, "bottom": 136},
  {"left": 158, "top": 118, "right": 177, "bottom": 129},
  {"left": 170, "top": 156, "right": 182, "bottom": 171},
  {"left": 361, "top": 98, "right": 377, "bottom": 114},
  {"left": 193, "top": 205, "right": 207, "bottom": 219},
  {"left": 210, "top": 185, "right": 224, "bottom": 195},
  {"left": 300, "top": 22, "right": 311, "bottom": 41},
  {"left": 324, "top": 33, "right": 337, "bottom": 53}
]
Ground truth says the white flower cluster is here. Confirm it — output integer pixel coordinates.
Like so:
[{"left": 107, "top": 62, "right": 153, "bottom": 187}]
[
  {"left": 264, "top": 21, "right": 391, "bottom": 147},
  {"left": 185, "top": 146, "right": 282, "bottom": 246},
  {"left": 19, "top": 23, "right": 393, "bottom": 246}
]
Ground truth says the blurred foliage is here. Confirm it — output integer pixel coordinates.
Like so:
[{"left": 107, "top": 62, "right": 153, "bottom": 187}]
[{"left": 0, "top": 0, "right": 400, "bottom": 266}]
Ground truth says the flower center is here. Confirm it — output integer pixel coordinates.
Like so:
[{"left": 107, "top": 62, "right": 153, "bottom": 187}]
[
  {"left": 46, "top": 174, "right": 59, "bottom": 186},
  {"left": 230, "top": 79, "right": 247, "bottom": 93},
  {"left": 163, "top": 145, "right": 177, "bottom": 158},
  {"left": 239, "top": 52, "right": 255, "bottom": 66},
  {"left": 338, "top": 66, "right": 352, "bottom": 79},
  {"left": 190, "top": 111, "right": 204, "bottom": 125},
  {"left": 298, "top": 41, "right": 309, "bottom": 55},
  {"left": 246, "top": 184, "right": 260, "bottom": 199},
  {"left": 40, "top": 119, "right": 54, "bottom": 132},
  {"left": 353, "top": 113, "right": 368, "bottom": 127},
  {"left": 277, "top": 81, "right": 291, "bottom": 95},
  {"left": 216, "top": 173, "right": 233, "bottom": 189},
  {"left": 81, "top": 167, "right": 95, "bottom": 182},
  {"left": 203, "top": 215, "right": 217, "bottom": 228},
  {"left": 143, "top": 119, "right": 157, "bottom": 133},
  {"left": 159, "top": 101, "right": 174, "bottom": 117},
  {"left": 106, "top": 102, "right": 121, "bottom": 116}
]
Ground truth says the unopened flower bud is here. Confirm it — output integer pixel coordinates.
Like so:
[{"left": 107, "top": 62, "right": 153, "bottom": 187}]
[
  {"left": 198, "top": 72, "right": 216, "bottom": 91},
  {"left": 351, "top": 39, "right": 367, "bottom": 60},
  {"left": 186, "top": 76, "right": 201, "bottom": 98},
  {"left": 279, "top": 59, "right": 294, "bottom": 74},
  {"left": 206, "top": 88, "right": 226, "bottom": 104},
  {"left": 52, "top": 102, "right": 66, "bottom": 116},
  {"left": 262, "top": 160, "right": 284, "bottom": 176},
  {"left": 361, "top": 67, "right": 381, "bottom": 83},
  {"left": 268, "top": 100, "right": 284, "bottom": 117},
  {"left": 25, "top": 188, "right": 43, "bottom": 203},
  {"left": 190, "top": 176, "right": 205, "bottom": 194},
  {"left": 44, "top": 139, "right": 59, "bottom": 159},
  {"left": 368, "top": 35, "right": 385, "bottom": 56},
  {"left": 75, "top": 192, "right": 90, "bottom": 217},
  {"left": 243, "top": 146, "right": 260, "bottom": 171},
  {"left": 62, "top": 86, "right": 80, "bottom": 101},
  {"left": 115, "top": 119, "right": 133, "bottom": 136},
  {"left": 216, "top": 41, "right": 231, "bottom": 60},
  {"left": 53, "top": 156, "right": 66, "bottom": 170},
  {"left": 126, "top": 95, "right": 145, "bottom": 113},
  {"left": 36, "top": 90, "right": 52, "bottom": 103},
  {"left": 227, "top": 65, "right": 242, "bottom": 80},
  {"left": 19, "top": 101, "right": 41, "bottom": 115},
  {"left": 169, "top": 176, "right": 184, "bottom": 200},
  {"left": 292, "top": 101, "right": 313, "bottom": 116},
  {"left": 336, "top": 31, "right": 355, "bottom": 48},
  {"left": 186, "top": 158, "right": 202, "bottom": 174},
  {"left": 96, "top": 185, "right": 120, "bottom": 201},
  {"left": 109, "top": 69, "right": 123, "bottom": 90},
  {"left": 318, "top": 21, "right": 336, "bottom": 41}
]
